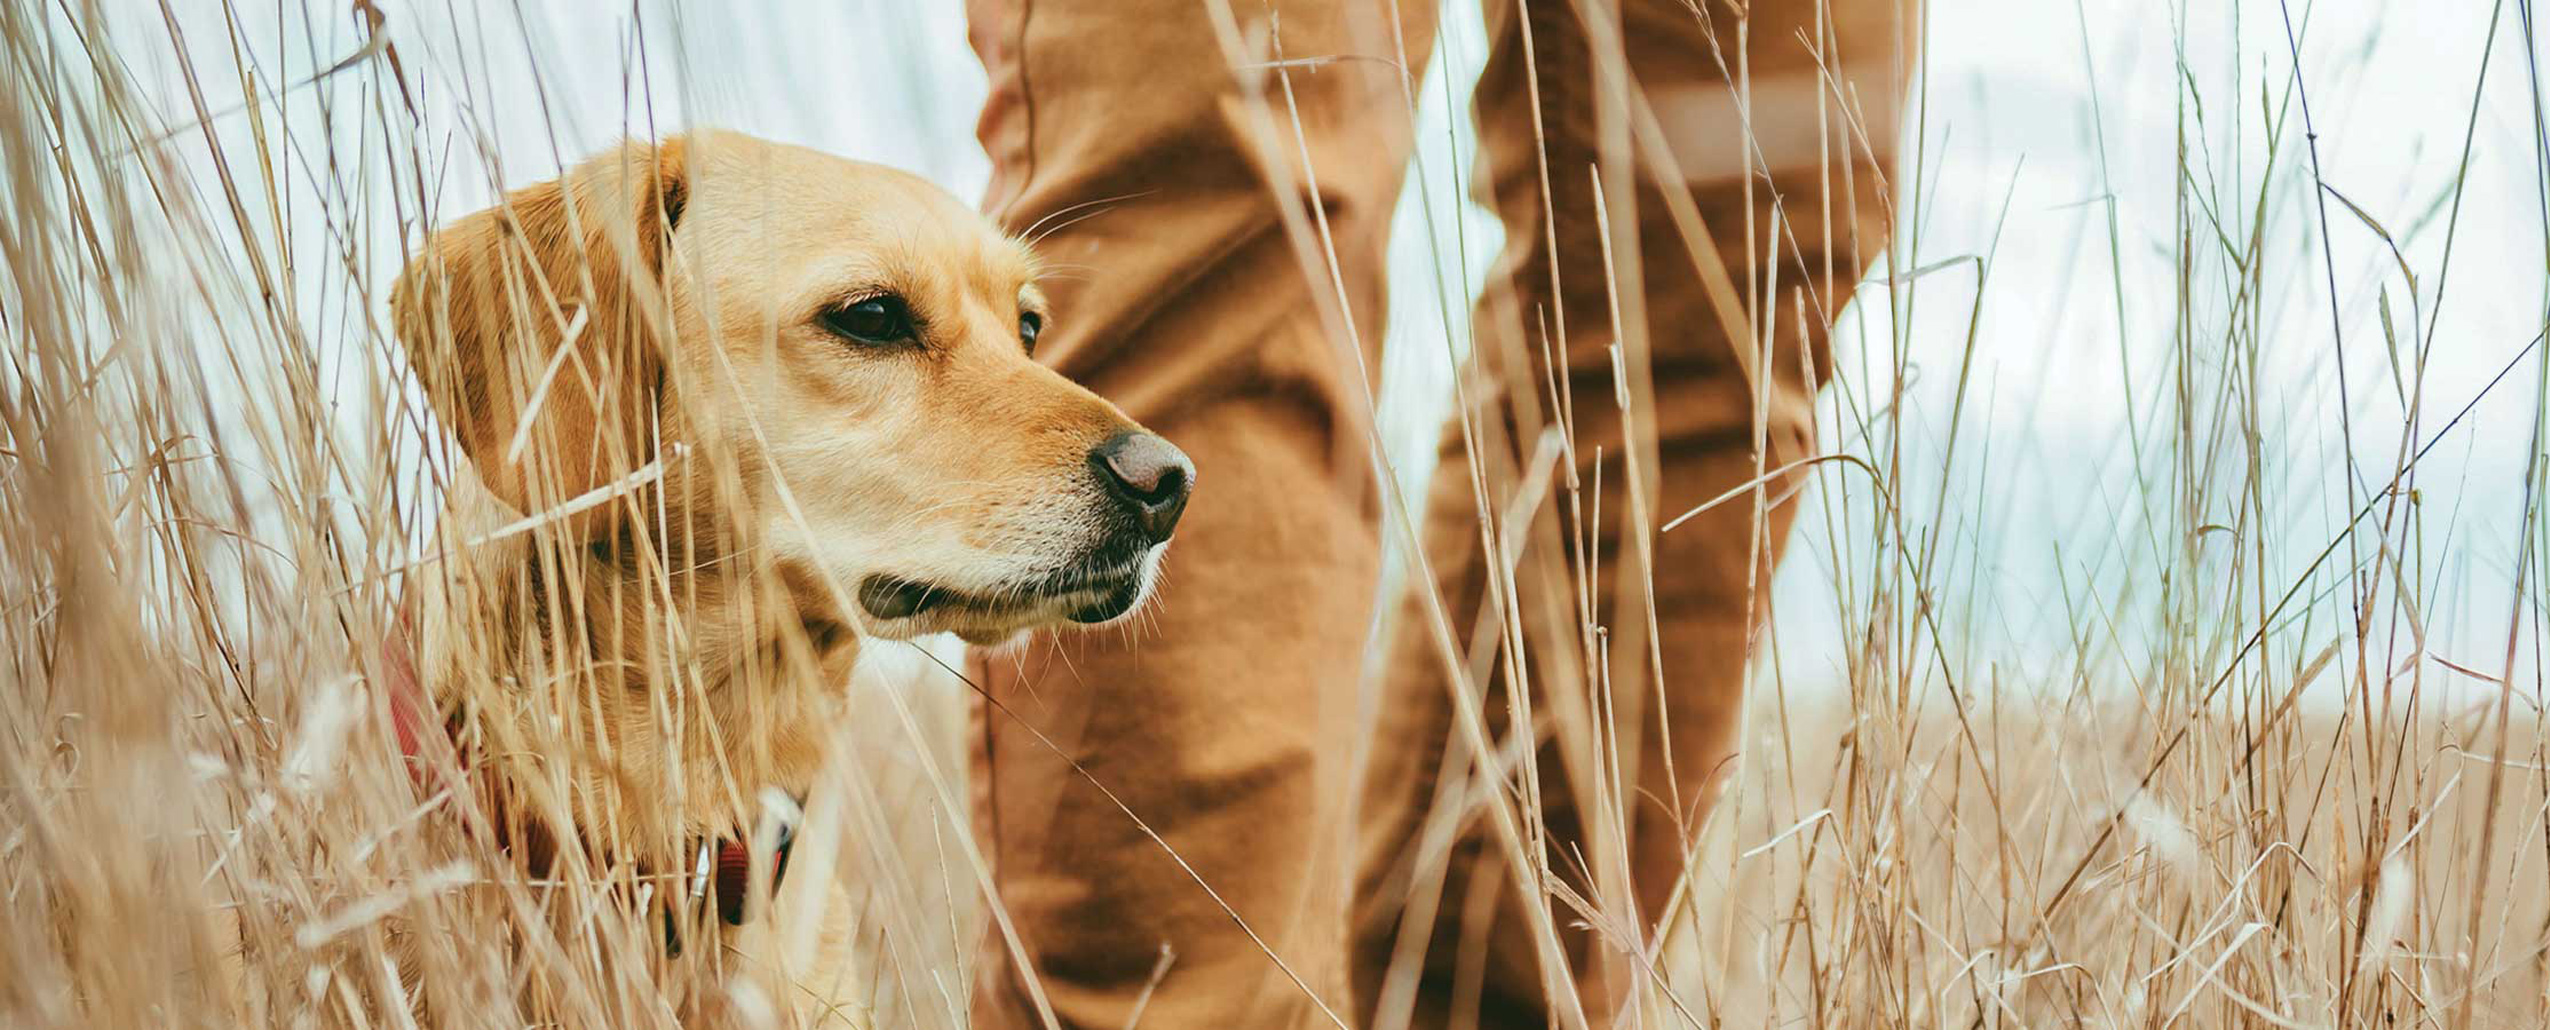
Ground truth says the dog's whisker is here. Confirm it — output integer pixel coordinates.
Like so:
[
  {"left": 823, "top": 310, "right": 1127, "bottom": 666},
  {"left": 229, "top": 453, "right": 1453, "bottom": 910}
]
[{"left": 1016, "top": 188, "right": 1157, "bottom": 247}]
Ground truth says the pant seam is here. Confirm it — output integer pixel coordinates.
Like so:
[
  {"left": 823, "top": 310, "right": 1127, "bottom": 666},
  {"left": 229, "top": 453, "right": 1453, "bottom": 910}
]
[{"left": 998, "top": 0, "right": 1040, "bottom": 226}]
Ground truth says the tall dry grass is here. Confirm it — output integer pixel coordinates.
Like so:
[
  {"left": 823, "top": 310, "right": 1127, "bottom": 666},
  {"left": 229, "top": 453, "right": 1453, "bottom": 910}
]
[{"left": 3, "top": 0, "right": 2547, "bottom": 1028}]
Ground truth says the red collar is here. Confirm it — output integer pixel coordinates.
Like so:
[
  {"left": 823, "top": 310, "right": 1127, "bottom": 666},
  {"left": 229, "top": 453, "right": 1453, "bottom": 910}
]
[{"left": 381, "top": 603, "right": 794, "bottom": 936}]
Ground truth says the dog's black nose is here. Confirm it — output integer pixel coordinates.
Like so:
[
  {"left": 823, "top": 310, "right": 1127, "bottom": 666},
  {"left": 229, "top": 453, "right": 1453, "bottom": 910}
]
[{"left": 1089, "top": 431, "right": 1194, "bottom": 543}]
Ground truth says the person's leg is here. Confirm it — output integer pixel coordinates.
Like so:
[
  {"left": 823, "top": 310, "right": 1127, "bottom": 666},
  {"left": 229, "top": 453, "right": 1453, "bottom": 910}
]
[
  {"left": 965, "top": 3, "right": 1437, "bottom": 1027},
  {"left": 1352, "top": 1, "right": 1912, "bottom": 1026}
]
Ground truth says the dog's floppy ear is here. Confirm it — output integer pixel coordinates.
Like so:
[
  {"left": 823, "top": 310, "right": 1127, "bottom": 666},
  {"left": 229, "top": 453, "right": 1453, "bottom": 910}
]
[{"left": 391, "top": 138, "right": 688, "bottom": 531}]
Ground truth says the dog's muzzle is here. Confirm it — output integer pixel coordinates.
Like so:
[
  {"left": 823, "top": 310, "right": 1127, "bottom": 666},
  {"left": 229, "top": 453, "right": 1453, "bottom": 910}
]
[{"left": 852, "top": 431, "right": 1191, "bottom": 631}]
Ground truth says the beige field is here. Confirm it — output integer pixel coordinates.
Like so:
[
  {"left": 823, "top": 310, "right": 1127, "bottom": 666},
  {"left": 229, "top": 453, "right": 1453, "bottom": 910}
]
[{"left": 835, "top": 681, "right": 2550, "bottom": 1027}]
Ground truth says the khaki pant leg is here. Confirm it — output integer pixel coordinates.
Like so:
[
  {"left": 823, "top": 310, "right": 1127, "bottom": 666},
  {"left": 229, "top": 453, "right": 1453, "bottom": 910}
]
[
  {"left": 967, "top": 3, "right": 1439, "bottom": 1026},
  {"left": 1352, "top": 1, "right": 1912, "bottom": 1026}
]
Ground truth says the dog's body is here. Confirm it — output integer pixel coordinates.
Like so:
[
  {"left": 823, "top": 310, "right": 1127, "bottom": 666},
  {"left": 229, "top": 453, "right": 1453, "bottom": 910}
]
[{"left": 389, "top": 130, "right": 1189, "bottom": 1023}]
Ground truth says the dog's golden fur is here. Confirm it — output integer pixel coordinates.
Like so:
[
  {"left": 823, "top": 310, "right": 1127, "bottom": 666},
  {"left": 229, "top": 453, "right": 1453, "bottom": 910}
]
[{"left": 388, "top": 130, "right": 1178, "bottom": 1022}]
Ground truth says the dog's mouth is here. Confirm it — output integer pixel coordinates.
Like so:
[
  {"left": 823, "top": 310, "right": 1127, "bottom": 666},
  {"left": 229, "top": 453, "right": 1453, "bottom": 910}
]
[{"left": 856, "top": 561, "right": 1147, "bottom": 629}]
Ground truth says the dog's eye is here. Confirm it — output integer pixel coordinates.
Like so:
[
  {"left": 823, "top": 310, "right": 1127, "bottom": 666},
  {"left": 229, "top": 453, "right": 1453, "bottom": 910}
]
[
  {"left": 820, "top": 296, "right": 917, "bottom": 345},
  {"left": 1018, "top": 312, "right": 1043, "bottom": 355}
]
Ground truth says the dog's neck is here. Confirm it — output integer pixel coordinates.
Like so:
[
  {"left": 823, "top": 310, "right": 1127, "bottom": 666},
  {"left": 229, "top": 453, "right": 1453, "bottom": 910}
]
[{"left": 418, "top": 475, "right": 860, "bottom": 853}]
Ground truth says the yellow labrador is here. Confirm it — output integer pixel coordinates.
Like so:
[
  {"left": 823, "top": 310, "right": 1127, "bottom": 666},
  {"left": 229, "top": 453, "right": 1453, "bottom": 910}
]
[{"left": 387, "top": 130, "right": 1188, "bottom": 1023}]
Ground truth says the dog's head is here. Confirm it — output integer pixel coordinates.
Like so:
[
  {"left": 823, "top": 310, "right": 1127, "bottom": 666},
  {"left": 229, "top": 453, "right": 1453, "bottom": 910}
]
[{"left": 391, "top": 131, "right": 1190, "bottom": 644}]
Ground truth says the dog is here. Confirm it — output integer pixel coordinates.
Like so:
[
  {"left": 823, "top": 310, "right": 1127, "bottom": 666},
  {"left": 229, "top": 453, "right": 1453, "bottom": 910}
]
[{"left": 385, "top": 129, "right": 1191, "bottom": 1023}]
